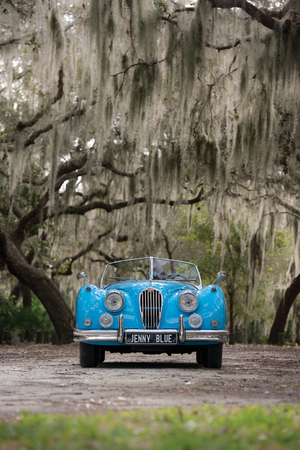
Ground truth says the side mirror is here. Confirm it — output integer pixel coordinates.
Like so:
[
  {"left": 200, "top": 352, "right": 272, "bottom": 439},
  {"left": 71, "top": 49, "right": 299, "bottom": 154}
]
[
  {"left": 77, "top": 271, "right": 87, "bottom": 282},
  {"left": 216, "top": 271, "right": 226, "bottom": 283}
]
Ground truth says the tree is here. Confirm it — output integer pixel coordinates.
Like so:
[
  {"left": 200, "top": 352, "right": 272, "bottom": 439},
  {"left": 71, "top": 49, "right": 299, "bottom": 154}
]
[
  {"left": 176, "top": 212, "right": 252, "bottom": 342},
  {"left": 269, "top": 273, "right": 300, "bottom": 344},
  {"left": 2, "top": 0, "right": 300, "bottom": 343},
  {"left": 267, "top": 198, "right": 300, "bottom": 344},
  {"left": 0, "top": 122, "right": 204, "bottom": 343}
]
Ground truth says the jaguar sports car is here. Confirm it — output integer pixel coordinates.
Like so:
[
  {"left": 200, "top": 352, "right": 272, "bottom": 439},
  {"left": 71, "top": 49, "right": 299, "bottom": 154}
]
[{"left": 74, "top": 257, "right": 229, "bottom": 368}]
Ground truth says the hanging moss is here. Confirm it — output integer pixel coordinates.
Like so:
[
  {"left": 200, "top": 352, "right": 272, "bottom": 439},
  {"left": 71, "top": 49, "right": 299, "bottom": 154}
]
[
  {"left": 90, "top": 0, "right": 101, "bottom": 36},
  {"left": 129, "top": 64, "right": 159, "bottom": 124},
  {"left": 232, "top": 124, "right": 242, "bottom": 170},
  {"left": 249, "top": 224, "right": 265, "bottom": 291},
  {"left": 182, "top": 5, "right": 203, "bottom": 91},
  {"left": 204, "top": 141, "right": 218, "bottom": 185},
  {"left": 122, "top": 54, "right": 129, "bottom": 70},
  {"left": 107, "top": 4, "right": 115, "bottom": 36},
  {"left": 3, "top": 0, "right": 300, "bottom": 300},
  {"left": 152, "top": 150, "right": 160, "bottom": 187},
  {"left": 50, "top": 8, "right": 64, "bottom": 51},
  {"left": 105, "top": 100, "right": 113, "bottom": 129},
  {"left": 239, "top": 69, "right": 247, "bottom": 94}
]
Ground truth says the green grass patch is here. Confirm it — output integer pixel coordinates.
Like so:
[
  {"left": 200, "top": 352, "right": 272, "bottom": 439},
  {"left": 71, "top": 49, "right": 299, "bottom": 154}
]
[{"left": 1, "top": 405, "right": 300, "bottom": 450}]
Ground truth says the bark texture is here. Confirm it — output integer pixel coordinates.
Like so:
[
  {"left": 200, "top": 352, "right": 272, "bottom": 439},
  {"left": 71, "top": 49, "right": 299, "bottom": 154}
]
[
  {"left": 268, "top": 273, "right": 300, "bottom": 345},
  {"left": 0, "top": 227, "right": 75, "bottom": 344}
]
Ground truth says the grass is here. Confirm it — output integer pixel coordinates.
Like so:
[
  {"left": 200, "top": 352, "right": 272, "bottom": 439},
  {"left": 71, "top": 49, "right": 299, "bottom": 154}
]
[{"left": 0, "top": 404, "right": 300, "bottom": 450}]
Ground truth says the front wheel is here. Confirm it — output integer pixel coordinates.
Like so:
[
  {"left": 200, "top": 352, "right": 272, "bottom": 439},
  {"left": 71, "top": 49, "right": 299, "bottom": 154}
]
[
  {"left": 196, "top": 348, "right": 204, "bottom": 365},
  {"left": 80, "top": 343, "right": 100, "bottom": 367},
  {"left": 97, "top": 347, "right": 105, "bottom": 364},
  {"left": 203, "top": 343, "right": 223, "bottom": 369}
]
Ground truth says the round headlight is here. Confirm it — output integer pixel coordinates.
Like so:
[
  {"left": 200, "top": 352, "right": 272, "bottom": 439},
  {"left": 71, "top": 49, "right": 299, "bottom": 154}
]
[
  {"left": 99, "top": 313, "right": 113, "bottom": 328},
  {"left": 188, "top": 313, "right": 202, "bottom": 329},
  {"left": 83, "top": 318, "right": 92, "bottom": 327},
  {"left": 179, "top": 292, "right": 198, "bottom": 312},
  {"left": 105, "top": 291, "right": 124, "bottom": 312}
]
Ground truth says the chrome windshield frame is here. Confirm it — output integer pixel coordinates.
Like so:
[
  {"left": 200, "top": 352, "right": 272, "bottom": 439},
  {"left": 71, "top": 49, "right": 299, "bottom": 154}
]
[{"left": 100, "top": 257, "right": 202, "bottom": 289}]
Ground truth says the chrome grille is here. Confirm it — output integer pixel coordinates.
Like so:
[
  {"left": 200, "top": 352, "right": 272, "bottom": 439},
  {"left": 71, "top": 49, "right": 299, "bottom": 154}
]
[{"left": 139, "top": 289, "right": 163, "bottom": 329}]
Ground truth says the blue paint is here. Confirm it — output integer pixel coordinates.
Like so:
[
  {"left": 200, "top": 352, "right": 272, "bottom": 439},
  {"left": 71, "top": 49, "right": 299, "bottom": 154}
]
[{"left": 76, "top": 257, "right": 227, "bottom": 351}]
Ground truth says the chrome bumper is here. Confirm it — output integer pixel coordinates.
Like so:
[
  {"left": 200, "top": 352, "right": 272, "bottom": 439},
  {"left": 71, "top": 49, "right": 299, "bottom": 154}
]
[
  {"left": 74, "top": 314, "right": 124, "bottom": 343},
  {"left": 73, "top": 329, "right": 229, "bottom": 343},
  {"left": 185, "top": 329, "right": 229, "bottom": 343},
  {"left": 74, "top": 329, "right": 119, "bottom": 342},
  {"left": 73, "top": 314, "right": 229, "bottom": 344}
]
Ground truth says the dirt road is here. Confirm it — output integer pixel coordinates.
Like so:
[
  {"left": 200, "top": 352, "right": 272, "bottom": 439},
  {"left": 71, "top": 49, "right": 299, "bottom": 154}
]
[{"left": 0, "top": 344, "right": 299, "bottom": 419}]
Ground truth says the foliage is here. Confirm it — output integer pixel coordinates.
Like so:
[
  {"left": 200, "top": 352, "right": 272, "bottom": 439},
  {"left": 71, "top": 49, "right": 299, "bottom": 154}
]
[
  {"left": 176, "top": 212, "right": 250, "bottom": 327},
  {"left": 0, "top": 293, "right": 54, "bottom": 342},
  {"left": 1, "top": 0, "right": 300, "bottom": 341},
  {"left": 174, "top": 208, "right": 294, "bottom": 341},
  {"left": 176, "top": 211, "right": 221, "bottom": 285},
  {"left": 154, "top": 0, "right": 169, "bottom": 15},
  {"left": 0, "top": 405, "right": 300, "bottom": 449}
]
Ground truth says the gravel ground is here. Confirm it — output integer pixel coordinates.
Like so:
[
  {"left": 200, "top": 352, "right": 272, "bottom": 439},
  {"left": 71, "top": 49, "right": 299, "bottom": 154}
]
[{"left": 0, "top": 343, "right": 299, "bottom": 419}]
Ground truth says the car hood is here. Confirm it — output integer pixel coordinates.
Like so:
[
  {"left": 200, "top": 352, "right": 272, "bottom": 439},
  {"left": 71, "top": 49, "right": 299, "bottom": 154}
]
[{"left": 105, "top": 280, "right": 198, "bottom": 297}]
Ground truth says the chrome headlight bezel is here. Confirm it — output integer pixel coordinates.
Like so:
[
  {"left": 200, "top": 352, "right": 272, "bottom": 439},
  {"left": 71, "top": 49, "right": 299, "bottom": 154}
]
[
  {"left": 178, "top": 291, "right": 198, "bottom": 312},
  {"left": 105, "top": 291, "right": 124, "bottom": 312}
]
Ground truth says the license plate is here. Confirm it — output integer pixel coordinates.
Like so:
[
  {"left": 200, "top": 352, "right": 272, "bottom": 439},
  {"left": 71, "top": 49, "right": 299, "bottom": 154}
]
[{"left": 125, "top": 331, "right": 177, "bottom": 345}]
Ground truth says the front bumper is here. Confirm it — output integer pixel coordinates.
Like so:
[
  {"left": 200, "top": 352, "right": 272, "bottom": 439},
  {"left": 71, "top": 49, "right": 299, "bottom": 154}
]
[{"left": 73, "top": 315, "right": 229, "bottom": 344}]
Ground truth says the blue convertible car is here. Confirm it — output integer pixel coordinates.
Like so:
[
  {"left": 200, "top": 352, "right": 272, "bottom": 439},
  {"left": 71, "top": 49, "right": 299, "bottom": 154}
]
[{"left": 74, "top": 257, "right": 228, "bottom": 368}]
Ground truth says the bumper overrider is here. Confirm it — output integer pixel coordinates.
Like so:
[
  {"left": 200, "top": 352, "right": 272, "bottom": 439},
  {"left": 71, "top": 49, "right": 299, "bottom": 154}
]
[{"left": 73, "top": 314, "right": 229, "bottom": 344}]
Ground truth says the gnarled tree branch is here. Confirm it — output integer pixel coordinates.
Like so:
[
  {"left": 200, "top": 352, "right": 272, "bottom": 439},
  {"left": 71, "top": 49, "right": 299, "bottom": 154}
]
[
  {"left": 208, "top": 0, "right": 277, "bottom": 30},
  {"left": 0, "top": 33, "right": 33, "bottom": 47},
  {"left": 51, "top": 229, "right": 112, "bottom": 277},
  {"left": 23, "top": 103, "right": 88, "bottom": 148},
  {"left": 17, "top": 68, "right": 64, "bottom": 132},
  {"left": 10, "top": 155, "right": 88, "bottom": 247},
  {"left": 62, "top": 186, "right": 205, "bottom": 216},
  {"left": 274, "top": 195, "right": 300, "bottom": 219}
]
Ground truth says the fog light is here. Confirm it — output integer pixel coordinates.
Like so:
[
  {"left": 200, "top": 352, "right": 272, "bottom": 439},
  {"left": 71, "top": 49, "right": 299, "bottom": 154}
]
[
  {"left": 99, "top": 313, "right": 113, "bottom": 329},
  {"left": 211, "top": 319, "right": 219, "bottom": 327},
  {"left": 83, "top": 318, "right": 92, "bottom": 327},
  {"left": 188, "top": 313, "right": 202, "bottom": 329}
]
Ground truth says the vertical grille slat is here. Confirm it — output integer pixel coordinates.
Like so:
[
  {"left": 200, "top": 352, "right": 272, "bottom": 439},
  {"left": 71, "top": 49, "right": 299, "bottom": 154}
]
[
  {"left": 150, "top": 291, "right": 153, "bottom": 329},
  {"left": 147, "top": 290, "right": 149, "bottom": 328},
  {"left": 139, "top": 289, "right": 162, "bottom": 330}
]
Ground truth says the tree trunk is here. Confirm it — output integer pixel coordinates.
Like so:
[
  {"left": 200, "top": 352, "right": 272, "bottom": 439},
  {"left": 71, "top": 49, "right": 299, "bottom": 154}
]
[
  {"left": 294, "top": 298, "right": 300, "bottom": 344},
  {"left": 21, "top": 282, "right": 32, "bottom": 308},
  {"left": 269, "top": 273, "right": 300, "bottom": 345},
  {"left": 0, "top": 227, "right": 75, "bottom": 344},
  {"left": 11, "top": 282, "right": 22, "bottom": 304}
]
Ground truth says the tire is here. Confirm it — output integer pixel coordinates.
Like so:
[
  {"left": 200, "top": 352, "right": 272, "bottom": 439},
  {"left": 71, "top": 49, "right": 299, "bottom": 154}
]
[
  {"left": 203, "top": 343, "right": 223, "bottom": 369},
  {"left": 97, "top": 347, "right": 105, "bottom": 364},
  {"left": 196, "top": 348, "right": 204, "bottom": 365},
  {"left": 80, "top": 342, "right": 99, "bottom": 368}
]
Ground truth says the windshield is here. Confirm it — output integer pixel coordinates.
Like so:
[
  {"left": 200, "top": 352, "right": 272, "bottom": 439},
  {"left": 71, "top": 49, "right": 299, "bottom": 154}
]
[
  {"left": 102, "top": 258, "right": 150, "bottom": 287},
  {"left": 153, "top": 258, "right": 200, "bottom": 285},
  {"left": 101, "top": 257, "right": 201, "bottom": 287}
]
